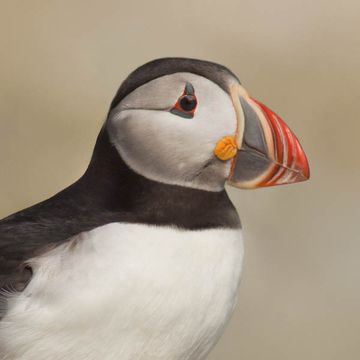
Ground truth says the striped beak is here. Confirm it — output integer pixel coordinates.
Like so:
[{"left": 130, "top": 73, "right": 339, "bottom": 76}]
[{"left": 226, "top": 85, "right": 310, "bottom": 189}]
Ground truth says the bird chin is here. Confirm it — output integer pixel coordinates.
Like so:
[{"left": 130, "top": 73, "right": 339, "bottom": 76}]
[{"left": 185, "top": 156, "right": 231, "bottom": 192}]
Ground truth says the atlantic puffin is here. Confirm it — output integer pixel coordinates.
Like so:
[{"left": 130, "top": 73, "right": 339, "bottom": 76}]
[{"left": 0, "top": 58, "right": 309, "bottom": 360}]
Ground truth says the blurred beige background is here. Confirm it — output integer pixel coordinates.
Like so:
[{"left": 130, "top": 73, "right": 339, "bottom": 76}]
[{"left": 1, "top": 0, "right": 359, "bottom": 359}]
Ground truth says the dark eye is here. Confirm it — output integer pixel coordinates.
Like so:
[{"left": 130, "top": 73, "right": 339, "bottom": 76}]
[
  {"left": 179, "top": 95, "right": 197, "bottom": 112},
  {"left": 170, "top": 82, "right": 197, "bottom": 119}
]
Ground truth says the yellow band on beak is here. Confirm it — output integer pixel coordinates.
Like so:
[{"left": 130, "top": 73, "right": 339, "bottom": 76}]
[{"left": 214, "top": 135, "right": 237, "bottom": 161}]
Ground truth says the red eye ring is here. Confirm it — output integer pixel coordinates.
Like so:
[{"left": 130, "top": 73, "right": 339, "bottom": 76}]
[{"left": 170, "top": 83, "right": 197, "bottom": 119}]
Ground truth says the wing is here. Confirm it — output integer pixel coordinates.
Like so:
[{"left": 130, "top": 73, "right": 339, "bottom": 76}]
[{"left": 0, "top": 182, "right": 123, "bottom": 296}]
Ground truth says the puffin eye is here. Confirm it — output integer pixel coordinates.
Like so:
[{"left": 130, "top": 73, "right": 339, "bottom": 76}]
[
  {"left": 170, "top": 82, "right": 197, "bottom": 119},
  {"left": 179, "top": 95, "right": 197, "bottom": 112}
]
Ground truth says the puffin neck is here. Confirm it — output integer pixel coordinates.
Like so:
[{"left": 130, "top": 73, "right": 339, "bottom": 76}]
[{"left": 79, "top": 128, "right": 241, "bottom": 230}]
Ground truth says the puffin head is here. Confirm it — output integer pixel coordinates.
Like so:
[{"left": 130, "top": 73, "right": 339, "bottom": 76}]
[{"left": 106, "top": 58, "right": 309, "bottom": 192}]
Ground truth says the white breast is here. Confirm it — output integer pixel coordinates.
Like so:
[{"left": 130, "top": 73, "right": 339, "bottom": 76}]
[{"left": 0, "top": 223, "right": 244, "bottom": 360}]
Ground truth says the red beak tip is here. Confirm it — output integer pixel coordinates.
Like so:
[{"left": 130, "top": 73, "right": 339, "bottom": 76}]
[
  {"left": 295, "top": 151, "right": 310, "bottom": 181},
  {"left": 302, "top": 167, "right": 310, "bottom": 181}
]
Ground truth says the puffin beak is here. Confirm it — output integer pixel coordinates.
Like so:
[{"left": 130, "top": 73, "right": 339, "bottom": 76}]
[{"left": 221, "top": 84, "right": 310, "bottom": 189}]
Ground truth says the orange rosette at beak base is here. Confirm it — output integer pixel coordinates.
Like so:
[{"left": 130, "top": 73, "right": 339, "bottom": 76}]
[{"left": 214, "top": 136, "right": 238, "bottom": 161}]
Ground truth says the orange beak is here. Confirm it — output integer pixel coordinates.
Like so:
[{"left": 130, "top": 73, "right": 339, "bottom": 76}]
[{"left": 226, "top": 85, "right": 310, "bottom": 189}]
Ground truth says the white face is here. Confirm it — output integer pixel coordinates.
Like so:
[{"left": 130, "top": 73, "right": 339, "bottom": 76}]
[{"left": 107, "top": 72, "right": 238, "bottom": 191}]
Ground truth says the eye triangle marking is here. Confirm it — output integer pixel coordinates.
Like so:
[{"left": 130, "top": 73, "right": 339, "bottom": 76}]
[
  {"left": 184, "top": 82, "right": 195, "bottom": 96},
  {"left": 170, "top": 82, "right": 197, "bottom": 119}
]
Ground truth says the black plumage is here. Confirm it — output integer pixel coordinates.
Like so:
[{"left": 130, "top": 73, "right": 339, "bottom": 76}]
[{"left": 0, "top": 58, "right": 241, "bottom": 308}]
